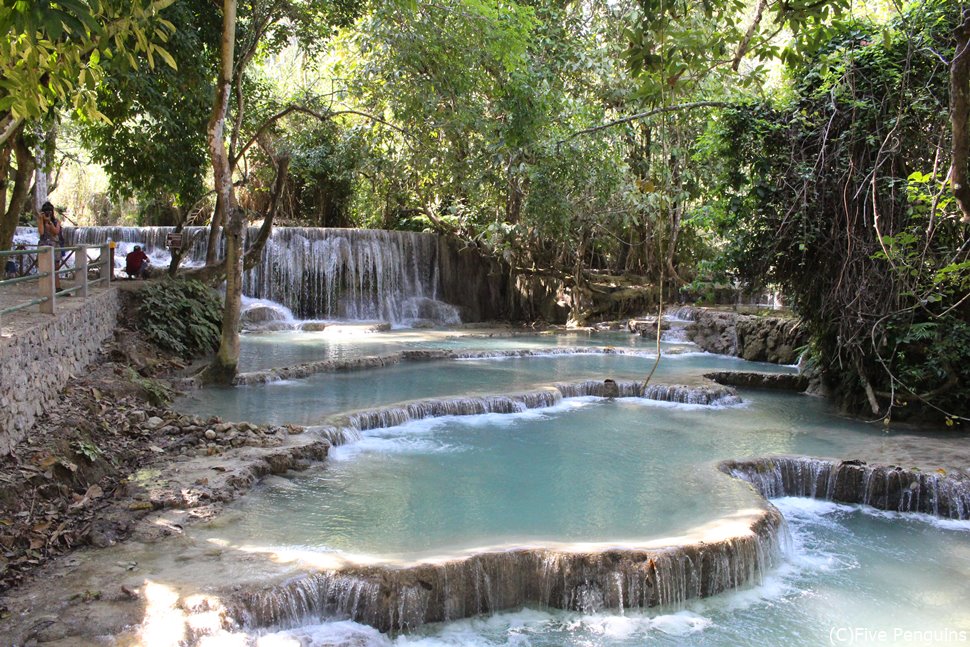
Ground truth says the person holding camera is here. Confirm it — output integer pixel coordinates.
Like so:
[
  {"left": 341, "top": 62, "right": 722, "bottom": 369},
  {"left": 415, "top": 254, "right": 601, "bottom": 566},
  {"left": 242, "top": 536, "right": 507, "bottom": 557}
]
[{"left": 37, "top": 201, "right": 63, "bottom": 290}]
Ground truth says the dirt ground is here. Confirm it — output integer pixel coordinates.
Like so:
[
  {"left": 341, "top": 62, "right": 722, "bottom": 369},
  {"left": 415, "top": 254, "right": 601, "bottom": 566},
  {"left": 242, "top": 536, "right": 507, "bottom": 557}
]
[{"left": 0, "top": 317, "right": 326, "bottom": 644}]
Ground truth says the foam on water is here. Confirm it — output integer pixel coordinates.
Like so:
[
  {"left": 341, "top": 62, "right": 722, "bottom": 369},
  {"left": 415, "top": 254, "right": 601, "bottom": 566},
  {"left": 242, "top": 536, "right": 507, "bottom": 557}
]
[{"left": 328, "top": 398, "right": 597, "bottom": 461}]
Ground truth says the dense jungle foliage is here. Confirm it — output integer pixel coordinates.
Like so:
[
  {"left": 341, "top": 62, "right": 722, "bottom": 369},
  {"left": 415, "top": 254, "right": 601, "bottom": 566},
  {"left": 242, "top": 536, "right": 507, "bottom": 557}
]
[{"left": 1, "top": 0, "right": 968, "bottom": 420}]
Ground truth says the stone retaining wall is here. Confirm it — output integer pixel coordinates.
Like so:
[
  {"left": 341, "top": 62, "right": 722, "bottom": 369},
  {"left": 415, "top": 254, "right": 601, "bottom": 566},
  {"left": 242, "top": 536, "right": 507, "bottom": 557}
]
[{"left": 0, "top": 289, "right": 121, "bottom": 453}]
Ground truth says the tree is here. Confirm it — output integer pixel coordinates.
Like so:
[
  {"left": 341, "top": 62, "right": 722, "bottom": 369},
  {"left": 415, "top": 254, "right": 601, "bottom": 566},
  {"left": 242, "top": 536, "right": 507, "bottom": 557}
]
[
  {"left": 704, "top": 2, "right": 970, "bottom": 421},
  {"left": 0, "top": 0, "right": 177, "bottom": 249},
  {"left": 198, "top": 0, "right": 362, "bottom": 383},
  {"left": 78, "top": 0, "right": 221, "bottom": 225},
  {"left": 0, "top": 0, "right": 176, "bottom": 146}
]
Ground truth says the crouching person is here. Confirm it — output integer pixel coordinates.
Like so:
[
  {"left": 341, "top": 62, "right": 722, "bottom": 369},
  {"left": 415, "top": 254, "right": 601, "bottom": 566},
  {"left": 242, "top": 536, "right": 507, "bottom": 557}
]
[{"left": 125, "top": 245, "right": 151, "bottom": 279}]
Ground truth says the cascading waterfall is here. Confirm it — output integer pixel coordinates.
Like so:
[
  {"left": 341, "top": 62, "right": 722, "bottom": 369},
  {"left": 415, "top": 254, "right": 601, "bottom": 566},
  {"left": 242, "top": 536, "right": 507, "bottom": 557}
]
[
  {"left": 60, "top": 226, "right": 461, "bottom": 325},
  {"left": 309, "top": 381, "right": 741, "bottom": 447},
  {"left": 721, "top": 456, "right": 970, "bottom": 519},
  {"left": 641, "top": 383, "right": 741, "bottom": 405},
  {"left": 224, "top": 506, "right": 784, "bottom": 633}
]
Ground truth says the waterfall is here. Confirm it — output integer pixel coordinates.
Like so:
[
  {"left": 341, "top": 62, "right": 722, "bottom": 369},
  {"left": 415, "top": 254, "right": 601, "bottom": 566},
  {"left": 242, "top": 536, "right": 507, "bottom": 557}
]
[
  {"left": 668, "top": 306, "right": 698, "bottom": 321},
  {"left": 641, "top": 383, "right": 741, "bottom": 406},
  {"left": 60, "top": 226, "right": 461, "bottom": 325},
  {"left": 224, "top": 506, "right": 784, "bottom": 633},
  {"left": 721, "top": 457, "right": 970, "bottom": 519},
  {"left": 305, "top": 382, "right": 741, "bottom": 446}
]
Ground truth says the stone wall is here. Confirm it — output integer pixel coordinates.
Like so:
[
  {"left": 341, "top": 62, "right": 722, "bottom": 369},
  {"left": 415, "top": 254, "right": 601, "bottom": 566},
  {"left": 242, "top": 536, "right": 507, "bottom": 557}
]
[{"left": 0, "top": 289, "right": 121, "bottom": 453}]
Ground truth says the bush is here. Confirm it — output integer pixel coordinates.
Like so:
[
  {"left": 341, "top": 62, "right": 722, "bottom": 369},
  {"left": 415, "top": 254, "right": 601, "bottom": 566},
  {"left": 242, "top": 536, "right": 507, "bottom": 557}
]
[{"left": 135, "top": 279, "right": 222, "bottom": 358}]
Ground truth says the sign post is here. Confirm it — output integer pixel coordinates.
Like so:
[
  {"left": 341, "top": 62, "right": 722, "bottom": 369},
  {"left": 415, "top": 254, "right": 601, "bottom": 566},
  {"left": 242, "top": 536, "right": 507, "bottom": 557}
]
[{"left": 165, "top": 232, "right": 183, "bottom": 250}]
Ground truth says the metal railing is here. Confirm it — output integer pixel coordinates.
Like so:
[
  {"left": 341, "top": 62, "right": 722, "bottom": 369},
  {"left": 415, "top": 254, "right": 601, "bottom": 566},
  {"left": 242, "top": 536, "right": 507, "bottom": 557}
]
[{"left": 0, "top": 243, "right": 113, "bottom": 324}]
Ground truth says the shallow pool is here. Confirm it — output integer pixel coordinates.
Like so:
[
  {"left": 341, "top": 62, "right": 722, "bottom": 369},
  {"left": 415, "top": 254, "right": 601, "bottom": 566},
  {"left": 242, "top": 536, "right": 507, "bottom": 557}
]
[{"left": 175, "top": 351, "right": 795, "bottom": 426}]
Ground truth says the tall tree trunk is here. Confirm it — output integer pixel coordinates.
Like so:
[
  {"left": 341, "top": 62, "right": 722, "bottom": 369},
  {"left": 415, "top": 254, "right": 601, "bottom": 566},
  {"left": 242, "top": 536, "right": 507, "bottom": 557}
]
[
  {"left": 0, "top": 129, "right": 34, "bottom": 251},
  {"left": 0, "top": 142, "right": 11, "bottom": 230},
  {"left": 201, "top": 0, "right": 240, "bottom": 384},
  {"left": 33, "top": 123, "right": 51, "bottom": 212},
  {"left": 202, "top": 207, "right": 245, "bottom": 383},
  {"left": 950, "top": 9, "right": 970, "bottom": 223}
]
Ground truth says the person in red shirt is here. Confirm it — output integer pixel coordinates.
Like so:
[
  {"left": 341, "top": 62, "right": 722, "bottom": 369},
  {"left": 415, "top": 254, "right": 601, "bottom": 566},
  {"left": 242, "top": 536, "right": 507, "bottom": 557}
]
[{"left": 125, "top": 245, "right": 151, "bottom": 279}]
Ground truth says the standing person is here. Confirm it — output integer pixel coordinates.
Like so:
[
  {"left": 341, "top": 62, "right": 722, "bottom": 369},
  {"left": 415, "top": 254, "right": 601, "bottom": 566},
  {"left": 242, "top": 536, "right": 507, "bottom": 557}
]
[{"left": 37, "top": 201, "right": 63, "bottom": 289}]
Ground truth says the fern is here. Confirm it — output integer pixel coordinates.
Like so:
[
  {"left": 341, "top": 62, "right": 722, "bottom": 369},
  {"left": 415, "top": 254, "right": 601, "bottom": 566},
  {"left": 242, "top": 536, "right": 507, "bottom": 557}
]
[{"left": 135, "top": 279, "right": 223, "bottom": 358}]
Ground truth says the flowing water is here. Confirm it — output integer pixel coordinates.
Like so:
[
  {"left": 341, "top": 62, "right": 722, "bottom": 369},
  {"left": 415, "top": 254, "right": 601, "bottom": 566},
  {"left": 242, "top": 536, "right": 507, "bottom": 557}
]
[
  {"left": 175, "top": 349, "right": 793, "bottom": 425},
  {"left": 55, "top": 226, "right": 461, "bottom": 324},
  {"left": 172, "top": 322, "right": 970, "bottom": 645},
  {"left": 234, "top": 330, "right": 672, "bottom": 372},
  {"left": 244, "top": 499, "right": 970, "bottom": 646}
]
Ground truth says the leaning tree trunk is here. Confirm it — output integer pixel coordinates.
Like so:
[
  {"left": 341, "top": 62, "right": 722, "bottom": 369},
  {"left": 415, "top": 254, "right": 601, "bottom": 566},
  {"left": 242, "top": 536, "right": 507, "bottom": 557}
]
[
  {"left": 201, "top": 0, "right": 239, "bottom": 384},
  {"left": 0, "top": 128, "right": 34, "bottom": 251}
]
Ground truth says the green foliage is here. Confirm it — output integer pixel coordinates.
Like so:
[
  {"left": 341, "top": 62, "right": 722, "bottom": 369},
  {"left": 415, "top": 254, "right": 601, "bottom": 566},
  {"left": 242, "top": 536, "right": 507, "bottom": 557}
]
[
  {"left": 78, "top": 0, "right": 220, "bottom": 214},
  {"left": 135, "top": 279, "right": 222, "bottom": 359},
  {"left": 703, "top": 1, "right": 969, "bottom": 420},
  {"left": 0, "top": 0, "right": 178, "bottom": 138},
  {"left": 124, "top": 367, "right": 174, "bottom": 406},
  {"left": 71, "top": 438, "right": 103, "bottom": 463}
]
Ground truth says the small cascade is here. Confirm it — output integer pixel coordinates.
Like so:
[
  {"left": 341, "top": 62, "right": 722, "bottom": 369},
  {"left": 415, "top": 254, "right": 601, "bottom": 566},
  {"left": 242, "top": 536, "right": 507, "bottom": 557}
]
[
  {"left": 721, "top": 457, "right": 970, "bottom": 519},
  {"left": 668, "top": 306, "right": 698, "bottom": 321},
  {"left": 660, "top": 326, "right": 690, "bottom": 342},
  {"left": 337, "top": 390, "right": 563, "bottom": 433},
  {"left": 12, "top": 226, "right": 38, "bottom": 246},
  {"left": 317, "top": 382, "right": 741, "bottom": 437},
  {"left": 233, "top": 347, "right": 674, "bottom": 386},
  {"left": 60, "top": 226, "right": 462, "bottom": 325},
  {"left": 225, "top": 506, "right": 784, "bottom": 633},
  {"left": 308, "top": 425, "right": 361, "bottom": 447},
  {"left": 240, "top": 297, "right": 299, "bottom": 332},
  {"left": 641, "top": 383, "right": 742, "bottom": 406}
]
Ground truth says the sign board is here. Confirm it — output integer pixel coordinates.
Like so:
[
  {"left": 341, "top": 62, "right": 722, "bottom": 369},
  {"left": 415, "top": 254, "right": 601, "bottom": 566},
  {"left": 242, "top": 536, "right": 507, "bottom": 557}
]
[{"left": 165, "top": 232, "right": 183, "bottom": 249}]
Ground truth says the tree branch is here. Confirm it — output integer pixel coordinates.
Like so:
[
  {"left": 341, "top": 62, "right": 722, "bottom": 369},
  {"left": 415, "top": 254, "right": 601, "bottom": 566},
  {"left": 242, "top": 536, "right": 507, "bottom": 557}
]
[
  {"left": 732, "top": 0, "right": 769, "bottom": 71},
  {"left": 231, "top": 105, "right": 408, "bottom": 167},
  {"left": 557, "top": 101, "right": 735, "bottom": 145}
]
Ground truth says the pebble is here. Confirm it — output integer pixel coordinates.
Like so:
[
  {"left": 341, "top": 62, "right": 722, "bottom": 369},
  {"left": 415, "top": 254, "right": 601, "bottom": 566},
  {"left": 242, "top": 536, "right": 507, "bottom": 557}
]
[{"left": 204, "top": 429, "right": 216, "bottom": 440}]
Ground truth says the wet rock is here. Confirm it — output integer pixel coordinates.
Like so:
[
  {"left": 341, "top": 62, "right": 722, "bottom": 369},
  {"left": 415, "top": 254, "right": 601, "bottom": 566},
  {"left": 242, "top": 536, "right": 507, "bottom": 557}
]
[
  {"left": 240, "top": 305, "right": 288, "bottom": 325},
  {"left": 299, "top": 322, "right": 328, "bottom": 332},
  {"left": 627, "top": 318, "right": 669, "bottom": 336},
  {"left": 704, "top": 371, "right": 809, "bottom": 392},
  {"left": 687, "top": 309, "right": 807, "bottom": 364}
]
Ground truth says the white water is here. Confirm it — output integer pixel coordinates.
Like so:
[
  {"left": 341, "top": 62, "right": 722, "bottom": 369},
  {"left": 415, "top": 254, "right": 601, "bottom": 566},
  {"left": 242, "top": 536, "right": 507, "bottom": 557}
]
[
  {"left": 54, "top": 226, "right": 462, "bottom": 325},
  {"left": 218, "top": 499, "right": 970, "bottom": 646}
]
